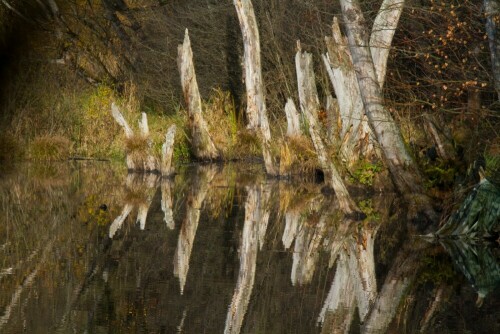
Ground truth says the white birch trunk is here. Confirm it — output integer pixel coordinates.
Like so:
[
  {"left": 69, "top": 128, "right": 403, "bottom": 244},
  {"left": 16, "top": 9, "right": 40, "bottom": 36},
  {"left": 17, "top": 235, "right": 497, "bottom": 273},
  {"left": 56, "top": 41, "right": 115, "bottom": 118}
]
[
  {"left": 295, "top": 49, "right": 360, "bottom": 215},
  {"left": 173, "top": 165, "right": 217, "bottom": 295},
  {"left": 340, "top": 0, "right": 436, "bottom": 221},
  {"left": 177, "top": 29, "right": 219, "bottom": 161},
  {"left": 324, "top": 0, "right": 404, "bottom": 166},
  {"left": 369, "top": 0, "right": 406, "bottom": 89},
  {"left": 234, "top": 0, "right": 277, "bottom": 175}
]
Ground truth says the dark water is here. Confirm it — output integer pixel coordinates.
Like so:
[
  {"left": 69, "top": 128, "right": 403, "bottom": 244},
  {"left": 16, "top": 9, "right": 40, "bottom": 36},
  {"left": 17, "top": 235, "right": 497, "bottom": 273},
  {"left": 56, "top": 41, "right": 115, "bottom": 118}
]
[{"left": 0, "top": 162, "right": 499, "bottom": 333}]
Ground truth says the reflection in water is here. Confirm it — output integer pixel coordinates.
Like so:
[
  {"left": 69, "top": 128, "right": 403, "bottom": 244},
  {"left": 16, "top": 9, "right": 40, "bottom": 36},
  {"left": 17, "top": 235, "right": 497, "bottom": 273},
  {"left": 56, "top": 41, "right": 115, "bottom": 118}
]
[
  {"left": 174, "top": 165, "right": 217, "bottom": 295},
  {"left": 224, "top": 182, "right": 272, "bottom": 334},
  {"left": 1, "top": 163, "right": 500, "bottom": 333},
  {"left": 440, "top": 239, "right": 500, "bottom": 305},
  {"left": 162, "top": 178, "right": 175, "bottom": 230},
  {"left": 109, "top": 173, "right": 159, "bottom": 237}
]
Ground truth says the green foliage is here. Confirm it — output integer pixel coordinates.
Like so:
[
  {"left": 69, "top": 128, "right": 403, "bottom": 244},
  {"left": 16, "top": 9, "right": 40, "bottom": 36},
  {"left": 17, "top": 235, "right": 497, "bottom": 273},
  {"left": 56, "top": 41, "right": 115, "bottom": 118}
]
[
  {"left": 352, "top": 161, "right": 383, "bottom": 186},
  {"left": 78, "top": 194, "right": 111, "bottom": 226},
  {"left": 424, "top": 163, "right": 456, "bottom": 189},
  {"left": 418, "top": 254, "right": 457, "bottom": 285},
  {"left": 485, "top": 154, "right": 500, "bottom": 184},
  {"left": 357, "top": 199, "right": 380, "bottom": 221}
]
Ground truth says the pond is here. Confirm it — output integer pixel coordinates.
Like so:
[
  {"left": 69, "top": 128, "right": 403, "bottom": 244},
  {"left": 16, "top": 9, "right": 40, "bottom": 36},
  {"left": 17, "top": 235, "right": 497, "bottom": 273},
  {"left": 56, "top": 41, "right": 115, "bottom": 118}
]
[{"left": 0, "top": 162, "right": 499, "bottom": 333}]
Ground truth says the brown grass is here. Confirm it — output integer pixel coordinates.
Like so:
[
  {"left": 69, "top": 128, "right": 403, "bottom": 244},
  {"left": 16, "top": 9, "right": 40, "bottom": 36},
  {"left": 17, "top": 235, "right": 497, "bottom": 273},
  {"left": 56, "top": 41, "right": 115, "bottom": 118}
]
[{"left": 28, "top": 135, "right": 71, "bottom": 161}]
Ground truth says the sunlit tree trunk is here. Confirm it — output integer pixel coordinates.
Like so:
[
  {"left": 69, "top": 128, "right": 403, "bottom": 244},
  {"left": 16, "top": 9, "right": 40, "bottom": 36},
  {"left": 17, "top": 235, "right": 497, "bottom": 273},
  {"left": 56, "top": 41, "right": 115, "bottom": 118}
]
[
  {"left": 339, "top": 0, "right": 436, "bottom": 221},
  {"left": 296, "top": 48, "right": 360, "bottom": 215},
  {"left": 323, "top": 0, "right": 404, "bottom": 166},
  {"left": 178, "top": 29, "right": 219, "bottom": 161},
  {"left": 234, "top": 0, "right": 277, "bottom": 175}
]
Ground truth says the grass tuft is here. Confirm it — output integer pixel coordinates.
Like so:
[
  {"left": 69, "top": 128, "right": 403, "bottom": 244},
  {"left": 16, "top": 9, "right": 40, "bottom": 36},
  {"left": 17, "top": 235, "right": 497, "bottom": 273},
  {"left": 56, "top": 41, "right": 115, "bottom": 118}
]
[{"left": 28, "top": 135, "right": 71, "bottom": 161}]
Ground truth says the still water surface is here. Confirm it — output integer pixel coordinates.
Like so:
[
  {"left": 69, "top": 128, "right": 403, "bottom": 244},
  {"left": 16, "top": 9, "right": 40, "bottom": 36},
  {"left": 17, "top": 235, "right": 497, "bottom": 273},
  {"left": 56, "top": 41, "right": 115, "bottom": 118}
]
[{"left": 0, "top": 162, "right": 499, "bottom": 333}]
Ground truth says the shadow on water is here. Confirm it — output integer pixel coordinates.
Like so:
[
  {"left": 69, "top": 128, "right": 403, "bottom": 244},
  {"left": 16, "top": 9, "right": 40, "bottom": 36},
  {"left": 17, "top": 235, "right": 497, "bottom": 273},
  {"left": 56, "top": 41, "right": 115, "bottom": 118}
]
[{"left": 0, "top": 162, "right": 499, "bottom": 333}]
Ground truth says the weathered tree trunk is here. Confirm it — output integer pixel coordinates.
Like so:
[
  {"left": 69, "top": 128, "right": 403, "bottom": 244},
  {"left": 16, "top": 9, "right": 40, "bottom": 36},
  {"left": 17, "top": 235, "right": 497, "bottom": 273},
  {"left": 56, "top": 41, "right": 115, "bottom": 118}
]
[
  {"left": 224, "top": 182, "right": 271, "bottom": 334},
  {"left": 323, "top": 18, "right": 375, "bottom": 165},
  {"left": 295, "top": 49, "right": 360, "bottom": 215},
  {"left": 284, "top": 98, "right": 302, "bottom": 137},
  {"left": 161, "top": 125, "right": 177, "bottom": 176},
  {"left": 422, "top": 114, "right": 455, "bottom": 161},
  {"left": 173, "top": 165, "right": 217, "bottom": 295},
  {"left": 323, "top": 0, "right": 405, "bottom": 166},
  {"left": 234, "top": 0, "right": 277, "bottom": 175},
  {"left": 111, "top": 103, "right": 176, "bottom": 175},
  {"left": 339, "top": 0, "right": 436, "bottom": 221},
  {"left": 325, "top": 95, "right": 340, "bottom": 144},
  {"left": 484, "top": 0, "right": 500, "bottom": 102},
  {"left": 177, "top": 29, "right": 219, "bottom": 161}
]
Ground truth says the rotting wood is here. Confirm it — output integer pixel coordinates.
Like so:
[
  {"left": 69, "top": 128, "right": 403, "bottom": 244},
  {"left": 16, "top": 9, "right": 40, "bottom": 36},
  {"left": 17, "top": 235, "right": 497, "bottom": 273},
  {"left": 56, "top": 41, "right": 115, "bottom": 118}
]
[
  {"left": 295, "top": 48, "right": 360, "bottom": 215},
  {"left": 422, "top": 114, "right": 456, "bottom": 161},
  {"left": 284, "top": 98, "right": 301, "bottom": 137},
  {"left": 234, "top": 0, "right": 277, "bottom": 175},
  {"left": 177, "top": 29, "right": 219, "bottom": 161},
  {"left": 111, "top": 102, "right": 158, "bottom": 172},
  {"left": 325, "top": 94, "right": 340, "bottom": 144},
  {"left": 161, "top": 125, "right": 177, "bottom": 176},
  {"left": 339, "top": 0, "right": 437, "bottom": 222},
  {"left": 323, "top": 17, "right": 375, "bottom": 166}
]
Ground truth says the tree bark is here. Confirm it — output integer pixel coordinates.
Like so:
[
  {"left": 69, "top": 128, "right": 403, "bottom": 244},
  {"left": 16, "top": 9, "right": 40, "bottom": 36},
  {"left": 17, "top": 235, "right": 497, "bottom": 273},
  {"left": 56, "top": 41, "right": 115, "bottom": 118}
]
[
  {"left": 177, "top": 29, "right": 219, "bottom": 161},
  {"left": 284, "top": 98, "right": 301, "bottom": 137},
  {"left": 234, "top": 0, "right": 277, "bottom": 175},
  {"left": 295, "top": 49, "right": 360, "bottom": 215},
  {"left": 323, "top": 17, "right": 375, "bottom": 165},
  {"left": 484, "top": 0, "right": 500, "bottom": 102},
  {"left": 339, "top": 0, "right": 436, "bottom": 221},
  {"left": 161, "top": 125, "right": 177, "bottom": 176}
]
